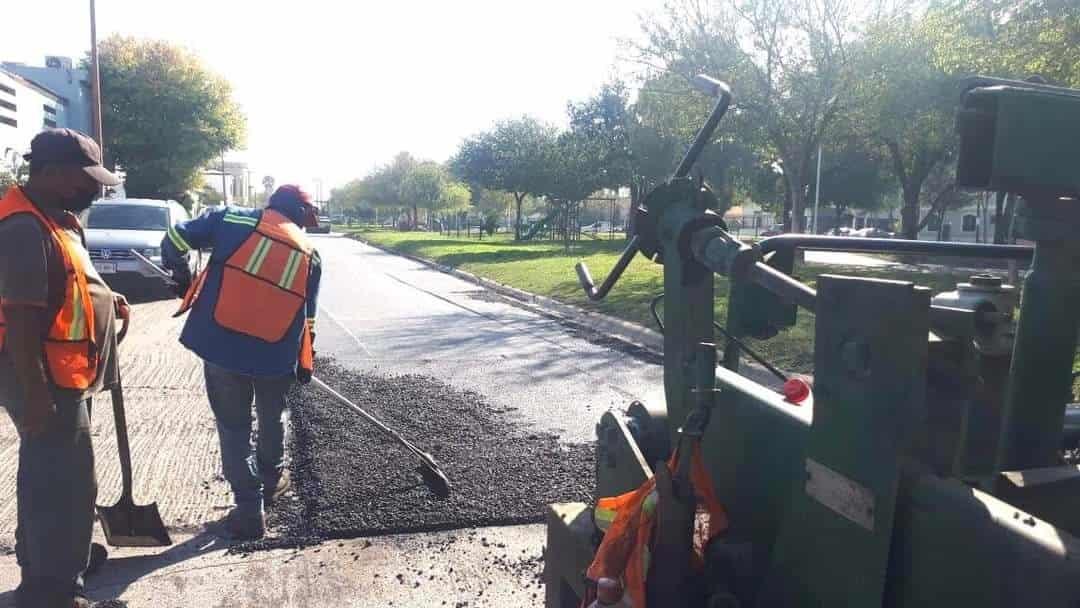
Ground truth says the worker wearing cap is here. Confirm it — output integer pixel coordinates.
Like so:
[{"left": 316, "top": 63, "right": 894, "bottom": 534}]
[
  {"left": 161, "top": 185, "right": 322, "bottom": 540},
  {"left": 0, "top": 129, "right": 124, "bottom": 608}
]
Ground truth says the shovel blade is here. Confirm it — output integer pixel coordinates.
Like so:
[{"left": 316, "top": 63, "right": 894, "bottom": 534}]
[{"left": 96, "top": 501, "right": 172, "bottom": 547}]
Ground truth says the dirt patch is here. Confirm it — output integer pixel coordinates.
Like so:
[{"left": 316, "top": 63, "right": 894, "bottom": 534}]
[{"left": 235, "top": 358, "right": 593, "bottom": 552}]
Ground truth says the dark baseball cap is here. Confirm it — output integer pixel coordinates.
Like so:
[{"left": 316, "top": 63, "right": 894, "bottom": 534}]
[{"left": 22, "top": 128, "right": 122, "bottom": 186}]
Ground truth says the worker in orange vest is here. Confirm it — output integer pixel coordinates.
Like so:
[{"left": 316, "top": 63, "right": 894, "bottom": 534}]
[
  {"left": 0, "top": 129, "right": 124, "bottom": 608},
  {"left": 161, "top": 184, "right": 321, "bottom": 540}
]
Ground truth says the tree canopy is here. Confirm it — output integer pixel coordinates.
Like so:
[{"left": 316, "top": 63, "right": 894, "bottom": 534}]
[
  {"left": 97, "top": 36, "right": 246, "bottom": 202},
  {"left": 450, "top": 117, "right": 558, "bottom": 239}
]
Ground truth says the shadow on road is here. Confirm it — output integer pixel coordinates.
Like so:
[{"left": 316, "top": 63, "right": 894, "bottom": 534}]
[{"left": 82, "top": 531, "right": 230, "bottom": 602}]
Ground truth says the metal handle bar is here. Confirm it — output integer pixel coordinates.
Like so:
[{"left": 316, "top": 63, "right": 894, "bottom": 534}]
[
  {"left": 757, "top": 235, "right": 1033, "bottom": 262},
  {"left": 674, "top": 75, "right": 733, "bottom": 179},
  {"left": 575, "top": 235, "right": 641, "bottom": 301}
]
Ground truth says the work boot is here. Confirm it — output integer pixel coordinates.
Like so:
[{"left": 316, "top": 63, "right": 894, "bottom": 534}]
[
  {"left": 263, "top": 470, "right": 291, "bottom": 505},
  {"left": 216, "top": 508, "right": 266, "bottom": 541}
]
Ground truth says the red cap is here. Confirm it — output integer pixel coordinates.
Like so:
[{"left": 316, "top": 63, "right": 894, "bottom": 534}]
[
  {"left": 782, "top": 378, "right": 811, "bottom": 404},
  {"left": 268, "top": 184, "right": 318, "bottom": 228}
]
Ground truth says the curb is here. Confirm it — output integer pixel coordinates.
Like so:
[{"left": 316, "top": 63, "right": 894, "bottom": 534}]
[{"left": 350, "top": 235, "right": 665, "bottom": 353}]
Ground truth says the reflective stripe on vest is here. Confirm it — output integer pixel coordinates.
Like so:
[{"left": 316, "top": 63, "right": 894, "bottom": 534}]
[
  {"left": 0, "top": 187, "right": 99, "bottom": 390},
  {"left": 211, "top": 209, "right": 313, "bottom": 343}
]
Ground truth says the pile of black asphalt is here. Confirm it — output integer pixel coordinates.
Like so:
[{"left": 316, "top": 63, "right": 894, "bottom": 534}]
[{"left": 236, "top": 357, "right": 593, "bottom": 552}]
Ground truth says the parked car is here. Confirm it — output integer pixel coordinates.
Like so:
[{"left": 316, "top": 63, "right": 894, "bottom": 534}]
[
  {"left": 307, "top": 215, "right": 332, "bottom": 234},
  {"left": 827, "top": 226, "right": 853, "bottom": 236},
  {"left": 83, "top": 198, "right": 200, "bottom": 285},
  {"left": 850, "top": 227, "right": 895, "bottom": 238},
  {"left": 582, "top": 221, "right": 614, "bottom": 233},
  {"left": 759, "top": 224, "right": 785, "bottom": 237}
]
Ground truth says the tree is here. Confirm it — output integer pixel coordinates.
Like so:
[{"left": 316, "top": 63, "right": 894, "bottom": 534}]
[
  {"left": 400, "top": 162, "right": 447, "bottom": 227},
  {"left": 633, "top": 0, "right": 857, "bottom": 232},
  {"left": 328, "top": 178, "right": 371, "bottom": 218},
  {"left": 198, "top": 182, "right": 224, "bottom": 206},
  {"left": 567, "top": 82, "right": 634, "bottom": 192},
  {"left": 363, "top": 152, "right": 418, "bottom": 227},
  {"left": 810, "top": 137, "right": 896, "bottom": 226},
  {"left": 450, "top": 117, "right": 558, "bottom": 239},
  {"left": 262, "top": 175, "right": 275, "bottom": 194},
  {"left": 848, "top": 10, "right": 962, "bottom": 239},
  {"left": 934, "top": 0, "right": 1080, "bottom": 87},
  {"left": 97, "top": 36, "right": 246, "bottom": 200}
]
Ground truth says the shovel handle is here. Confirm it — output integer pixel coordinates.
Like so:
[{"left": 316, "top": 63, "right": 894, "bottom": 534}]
[{"left": 110, "top": 379, "right": 135, "bottom": 504}]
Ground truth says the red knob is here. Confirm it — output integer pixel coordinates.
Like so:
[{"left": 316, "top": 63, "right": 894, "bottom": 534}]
[{"left": 783, "top": 378, "right": 811, "bottom": 404}]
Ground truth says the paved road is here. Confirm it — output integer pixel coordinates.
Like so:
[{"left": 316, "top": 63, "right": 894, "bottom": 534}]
[{"left": 0, "top": 233, "right": 665, "bottom": 607}]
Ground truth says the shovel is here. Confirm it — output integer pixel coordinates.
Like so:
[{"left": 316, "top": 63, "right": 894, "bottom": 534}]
[{"left": 96, "top": 307, "right": 173, "bottom": 547}]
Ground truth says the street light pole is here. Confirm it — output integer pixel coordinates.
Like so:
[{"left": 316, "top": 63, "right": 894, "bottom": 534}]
[
  {"left": 812, "top": 143, "right": 823, "bottom": 234},
  {"left": 89, "top": 0, "right": 104, "bottom": 151}
]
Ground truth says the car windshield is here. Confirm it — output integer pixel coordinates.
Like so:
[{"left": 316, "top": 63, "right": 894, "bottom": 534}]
[{"left": 87, "top": 205, "right": 170, "bottom": 231}]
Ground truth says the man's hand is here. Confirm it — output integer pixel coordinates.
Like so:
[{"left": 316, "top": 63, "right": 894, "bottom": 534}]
[{"left": 113, "top": 293, "right": 130, "bottom": 319}]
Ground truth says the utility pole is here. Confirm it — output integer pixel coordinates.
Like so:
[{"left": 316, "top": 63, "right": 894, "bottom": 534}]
[
  {"left": 812, "top": 143, "right": 823, "bottom": 234},
  {"left": 221, "top": 152, "right": 228, "bottom": 205},
  {"left": 89, "top": 0, "right": 104, "bottom": 151}
]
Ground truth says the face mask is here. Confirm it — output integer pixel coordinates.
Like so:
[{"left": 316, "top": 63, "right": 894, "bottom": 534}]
[{"left": 59, "top": 190, "right": 98, "bottom": 213}]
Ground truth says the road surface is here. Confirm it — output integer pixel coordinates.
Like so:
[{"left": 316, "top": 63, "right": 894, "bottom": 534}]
[{"left": 0, "top": 233, "right": 665, "bottom": 607}]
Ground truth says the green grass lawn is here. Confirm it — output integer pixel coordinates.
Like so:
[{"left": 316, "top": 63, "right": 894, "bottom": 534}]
[{"left": 342, "top": 227, "right": 1028, "bottom": 375}]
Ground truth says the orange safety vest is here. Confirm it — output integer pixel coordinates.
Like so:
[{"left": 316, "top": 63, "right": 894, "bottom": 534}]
[
  {"left": 0, "top": 188, "right": 98, "bottom": 390},
  {"left": 177, "top": 208, "right": 315, "bottom": 373},
  {"left": 586, "top": 443, "right": 728, "bottom": 608}
]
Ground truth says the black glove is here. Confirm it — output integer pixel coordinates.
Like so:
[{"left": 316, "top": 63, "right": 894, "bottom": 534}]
[
  {"left": 171, "top": 278, "right": 190, "bottom": 299},
  {"left": 170, "top": 268, "right": 192, "bottom": 299},
  {"left": 296, "top": 331, "right": 315, "bottom": 384}
]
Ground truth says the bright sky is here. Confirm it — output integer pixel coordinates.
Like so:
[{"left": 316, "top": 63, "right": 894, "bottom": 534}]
[{"left": 4, "top": 0, "right": 660, "bottom": 194}]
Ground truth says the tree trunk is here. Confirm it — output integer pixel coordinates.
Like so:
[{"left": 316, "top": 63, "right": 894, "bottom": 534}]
[
  {"left": 513, "top": 192, "right": 526, "bottom": 240},
  {"left": 782, "top": 185, "right": 793, "bottom": 232},
  {"left": 899, "top": 182, "right": 921, "bottom": 240}
]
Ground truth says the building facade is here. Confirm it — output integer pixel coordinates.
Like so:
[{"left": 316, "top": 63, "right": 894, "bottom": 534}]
[
  {"left": 0, "top": 56, "right": 93, "bottom": 174},
  {"left": 0, "top": 68, "right": 65, "bottom": 172},
  {"left": 2, "top": 57, "right": 92, "bottom": 134}
]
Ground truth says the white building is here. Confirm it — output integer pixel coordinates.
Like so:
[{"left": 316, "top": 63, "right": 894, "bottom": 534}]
[
  {"left": 202, "top": 159, "right": 253, "bottom": 206},
  {"left": 0, "top": 67, "right": 65, "bottom": 172}
]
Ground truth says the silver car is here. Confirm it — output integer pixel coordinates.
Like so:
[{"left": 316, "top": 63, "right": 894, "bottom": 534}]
[{"left": 83, "top": 198, "right": 199, "bottom": 284}]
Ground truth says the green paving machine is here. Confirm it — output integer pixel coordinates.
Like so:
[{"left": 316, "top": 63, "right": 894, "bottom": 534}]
[{"left": 544, "top": 75, "right": 1080, "bottom": 606}]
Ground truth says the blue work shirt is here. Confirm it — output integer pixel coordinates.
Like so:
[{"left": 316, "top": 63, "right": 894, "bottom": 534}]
[{"left": 161, "top": 205, "right": 322, "bottom": 377}]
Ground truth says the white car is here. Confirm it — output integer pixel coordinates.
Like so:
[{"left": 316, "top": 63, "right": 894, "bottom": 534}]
[
  {"left": 83, "top": 198, "right": 199, "bottom": 284},
  {"left": 307, "top": 215, "right": 332, "bottom": 234}
]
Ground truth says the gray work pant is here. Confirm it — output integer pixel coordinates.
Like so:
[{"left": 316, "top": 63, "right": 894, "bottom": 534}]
[
  {"left": 2, "top": 397, "right": 96, "bottom": 605},
  {"left": 203, "top": 361, "right": 293, "bottom": 519}
]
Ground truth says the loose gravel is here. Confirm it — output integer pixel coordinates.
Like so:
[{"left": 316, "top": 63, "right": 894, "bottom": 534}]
[{"left": 236, "top": 358, "right": 593, "bottom": 551}]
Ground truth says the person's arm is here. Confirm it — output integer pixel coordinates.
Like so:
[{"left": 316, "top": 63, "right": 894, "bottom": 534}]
[
  {"left": 0, "top": 217, "right": 54, "bottom": 436},
  {"left": 161, "top": 207, "right": 226, "bottom": 292},
  {"left": 305, "top": 249, "right": 322, "bottom": 330},
  {"left": 3, "top": 303, "right": 54, "bottom": 436}
]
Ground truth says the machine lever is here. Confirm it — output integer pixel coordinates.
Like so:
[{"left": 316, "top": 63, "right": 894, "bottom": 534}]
[
  {"left": 673, "top": 75, "right": 733, "bottom": 179},
  {"left": 575, "top": 235, "right": 641, "bottom": 301}
]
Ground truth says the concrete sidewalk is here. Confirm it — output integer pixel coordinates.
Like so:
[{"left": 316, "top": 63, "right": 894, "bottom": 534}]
[{"left": 0, "top": 525, "right": 545, "bottom": 607}]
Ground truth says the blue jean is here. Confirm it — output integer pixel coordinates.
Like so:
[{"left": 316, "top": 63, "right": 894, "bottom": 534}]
[
  {"left": 2, "top": 396, "right": 96, "bottom": 606},
  {"left": 203, "top": 361, "right": 293, "bottom": 518}
]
